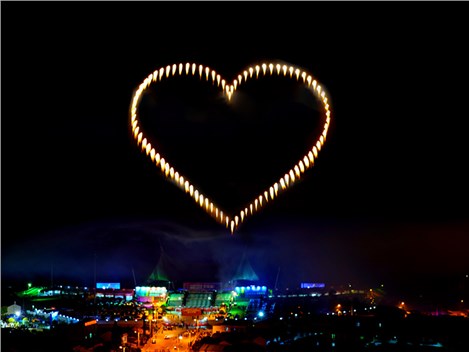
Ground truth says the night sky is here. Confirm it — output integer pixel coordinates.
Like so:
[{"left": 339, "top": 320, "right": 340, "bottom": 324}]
[{"left": 2, "top": 3, "right": 469, "bottom": 299}]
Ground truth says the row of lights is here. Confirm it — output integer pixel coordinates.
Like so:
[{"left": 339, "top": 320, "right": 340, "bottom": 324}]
[{"left": 130, "top": 62, "right": 331, "bottom": 233}]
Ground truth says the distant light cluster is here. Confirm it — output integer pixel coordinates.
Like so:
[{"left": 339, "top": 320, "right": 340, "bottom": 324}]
[{"left": 130, "top": 62, "right": 332, "bottom": 234}]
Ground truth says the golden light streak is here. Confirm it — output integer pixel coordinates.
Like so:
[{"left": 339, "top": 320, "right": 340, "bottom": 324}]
[
  {"left": 313, "top": 146, "right": 318, "bottom": 158},
  {"left": 199, "top": 194, "right": 204, "bottom": 207},
  {"left": 294, "top": 165, "right": 301, "bottom": 178},
  {"left": 280, "top": 179, "right": 286, "bottom": 190},
  {"left": 130, "top": 61, "right": 332, "bottom": 235},
  {"left": 299, "top": 160, "right": 305, "bottom": 173},
  {"left": 316, "top": 140, "right": 322, "bottom": 152}
]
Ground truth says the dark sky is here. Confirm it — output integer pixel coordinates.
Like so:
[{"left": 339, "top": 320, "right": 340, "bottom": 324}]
[{"left": 2, "top": 3, "right": 469, "bottom": 298}]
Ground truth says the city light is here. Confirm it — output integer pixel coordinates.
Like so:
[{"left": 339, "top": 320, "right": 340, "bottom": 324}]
[{"left": 130, "top": 62, "right": 332, "bottom": 233}]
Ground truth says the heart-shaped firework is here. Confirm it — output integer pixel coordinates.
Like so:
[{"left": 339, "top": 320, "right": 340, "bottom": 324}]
[{"left": 130, "top": 62, "right": 331, "bottom": 234}]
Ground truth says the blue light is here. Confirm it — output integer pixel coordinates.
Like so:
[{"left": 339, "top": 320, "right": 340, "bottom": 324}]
[{"left": 258, "top": 311, "right": 264, "bottom": 317}]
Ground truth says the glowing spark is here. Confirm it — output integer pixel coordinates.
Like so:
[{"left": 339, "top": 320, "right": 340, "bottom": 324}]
[
  {"left": 179, "top": 63, "right": 183, "bottom": 75},
  {"left": 269, "top": 63, "right": 274, "bottom": 74},
  {"left": 294, "top": 165, "right": 300, "bottom": 178},
  {"left": 199, "top": 194, "right": 204, "bottom": 207},
  {"left": 243, "top": 70, "right": 248, "bottom": 81},
  {"left": 301, "top": 72, "right": 306, "bottom": 82},
  {"left": 166, "top": 65, "right": 171, "bottom": 78},
  {"left": 185, "top": 63, "right": 190, "bottom": 75},
  {"left": 262, "top": 63, "right": 267, "bottom": 75},
  {"left": 172, "top": 64, "right": 177, "bottom": 76},
  {"left": 249, "top": 67, "right": 254, "bottom": 78},
  {"left": 299, "top": 160, "right": 305, "bottom": 173},
  {"left": 159, "top": 67, "right": 164, "bottom": 80},
  {"left": 199, "top": 65, "right": 203, "bottom": 78},
  {"left": 212, "top": 70, "right": 216, "bottom": 83},
  {"left": 289, "top": 66, "right": 294, "bottom": 77},
  {"left": 217, "top": 74, "right": 221, "bottom": 86},
  {"left": 192, "top": 63, "right": 197, "bottom": 75},
  {"left": 255, "top": 65, "right": 260, "bottom": 78},
  {"left": 308, "top": 151, "right": 315, "bottom": 164}
]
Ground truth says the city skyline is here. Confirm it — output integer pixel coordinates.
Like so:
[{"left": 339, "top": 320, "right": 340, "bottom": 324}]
[{"left": 2, "top": 3, "right": 469, "bottom": 301}]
